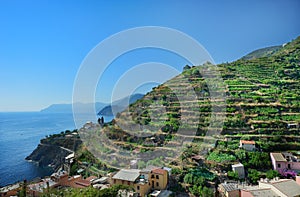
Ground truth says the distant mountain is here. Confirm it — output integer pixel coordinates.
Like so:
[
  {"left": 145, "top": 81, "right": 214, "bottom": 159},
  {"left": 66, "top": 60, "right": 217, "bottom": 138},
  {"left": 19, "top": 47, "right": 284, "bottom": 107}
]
[
  {"left": 40, "top": 102, "right": 107, "bottom": 113},
  {"left": 40, "top": 94, "right": 144, "bottom": 114},
  {"left": 97, "top": 105, "right": 124, "bottom": 116},
  {"left": 97, "top": 93, "right": 144, "bottom": 116},
  {"left": 241, "top": 45, "right": 282, "bottom": 60},
  {"left": 40, "top": 103, "right": 72, "bottom": 113}
]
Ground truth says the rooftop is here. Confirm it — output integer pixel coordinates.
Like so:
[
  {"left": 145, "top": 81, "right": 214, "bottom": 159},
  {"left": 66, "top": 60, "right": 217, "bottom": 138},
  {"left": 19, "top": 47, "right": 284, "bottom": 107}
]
[
  {"left": 93, "top": 184, "right": 109, "bottom": 190},
  {"left": 51, "top": 170, "right": 68, "bottom": 178},
  {"left": 220, "top": 183, "right": 239, "bottom": 192},
  {"left": 28, "top": 178, "right": 58, "bottom": 193},
  {"left": 271, "top": 153, "right": 287, "bottom": 162},
  {"left": 74, "top": 179, "right": 91, "bottom": 188},
  {"left": 240, "top": 140, "right": 255, "bottom": 145},
  {"left": 150, "top": 190, "right": 161, "bottom": 197},
  {"left": 145, "top": 165, "right": 160, "bottom": 171},
  {"left": 282, "top": 152, "right": 299, "bottom": 162},
  {"left": 92, "top": 177, "right": 109, "bottom": 184},
  {"left": 152, "top": 168, "right": 167, "bottom": 175},
  {"left": 163, "top": 167, "right": 172, "bottom": 172},
  {"left": 244, "top": 188, "right": 278, "bottom": 197},
  {"left": 232, "top": 163, "right": 244, "bottom": 168},
  {"left": 269, "top": 179, "right": 300, "bottom": 196},
  {"left": 85, "top": 176, "right": 97, "bottom": 182},
  {"left": 112, "top": 169, "right": 140, "bottom": 182}
]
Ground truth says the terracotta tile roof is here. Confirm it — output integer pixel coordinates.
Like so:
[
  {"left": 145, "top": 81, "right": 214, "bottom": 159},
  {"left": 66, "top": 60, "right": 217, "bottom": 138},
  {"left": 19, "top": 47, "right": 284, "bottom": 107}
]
[
  {"left": 152, "top": 168, "right": 167, "bottom": 175},
  {"left": 74, "top": 179, "right": 91, "bottom": 187},
  {"left": 240, "top": 140, "right": 255, "bottom": 145}
]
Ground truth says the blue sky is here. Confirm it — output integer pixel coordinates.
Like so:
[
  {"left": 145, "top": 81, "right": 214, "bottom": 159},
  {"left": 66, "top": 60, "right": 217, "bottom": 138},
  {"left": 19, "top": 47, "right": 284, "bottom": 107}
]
[{"left": 0, "top": 0, "right": 299, "bottom": 111}]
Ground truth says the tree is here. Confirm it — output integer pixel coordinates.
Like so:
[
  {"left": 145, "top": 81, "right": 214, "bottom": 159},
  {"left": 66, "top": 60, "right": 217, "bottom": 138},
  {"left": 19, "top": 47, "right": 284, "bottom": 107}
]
[
  {"left": 248, "top": 169, "right": 261, "bottom": 184},
  {"left": 194, "top": 176, "right": 205, "bottom": 187},
  {"left": 184, "top": 173, "right": 193, "bottom": 184},
  {"left": 192, "top": 69, "right": 200, "bottom": 76},
  {"left": 266, "top": 170, "right": 280, "bottom": 179},
  {"left": 202, "top": 186, "right": 214, "bottom": 197},
  {"left": 183, "top": 65, "right": 191, "bottom": 71},
  {"left": 235, "top": 149, "right": 246, "bottom": 161},
  {"left": 246, "top": 152, "right": 271, "bottom": 169},
  {"left": 228, "top": 171, "right": 239, "bottom": 181},
  {"left": 189, "top": 185, "right": 201, "bottom": 196}
]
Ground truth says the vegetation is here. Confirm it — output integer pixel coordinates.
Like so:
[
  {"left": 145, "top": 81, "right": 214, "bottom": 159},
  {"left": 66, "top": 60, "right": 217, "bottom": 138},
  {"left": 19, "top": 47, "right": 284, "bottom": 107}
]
[
  {"left": 266, "top": 170, "right": 280, "bottom": 179},
  {"left": 244, "top": 152, "right": 271, "bottom": 169},
  {"left": 96, "top": 36, "right": 299, "bottom": 193},
  {"left": 247, "top": 169, "right": 262, "bottom": 184},
  {"left": 241, "top": 45, "right": 282, "bottom": 60},
  {"left": 183, "top": 168, "right": 215, "bottom": 196},
  {"left": 31, "top": 36, "right": 300, "bottom": 196},
  {"left": 41, "top": 184, "right": 133, "bottom": 197},
  {"left": 227, "top": 171, "right": 239, "bottom": 181},
  {"left": 207, "top": 151, "right": 236, "bottom": 163}
]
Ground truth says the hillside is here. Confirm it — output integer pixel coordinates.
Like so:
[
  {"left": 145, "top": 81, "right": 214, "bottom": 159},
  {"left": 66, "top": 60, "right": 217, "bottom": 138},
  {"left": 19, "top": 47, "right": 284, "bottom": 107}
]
[
  {"left": 86, "top": 36, "right": 300, "bottom": 169},
  {"left": 241, "top": 45, "right": 282, "bottom": 60},
  {"left": 26, "top": 130, "right": 82, "bottom": 171},
  {"left": 25, "top": 36, "right": 300, "bottom": 197},
  {"left": 122, "top": 36, "right": 300, "bottom": 135}
]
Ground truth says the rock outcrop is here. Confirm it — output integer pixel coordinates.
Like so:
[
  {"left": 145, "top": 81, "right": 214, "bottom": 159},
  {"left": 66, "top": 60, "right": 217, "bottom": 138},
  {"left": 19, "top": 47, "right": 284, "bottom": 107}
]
[
  {"left": 26, "top": 144, "right": 72, "bottom": 170},
  {"left": 26, "top": 131, "right": 82, "bottom": 171}
]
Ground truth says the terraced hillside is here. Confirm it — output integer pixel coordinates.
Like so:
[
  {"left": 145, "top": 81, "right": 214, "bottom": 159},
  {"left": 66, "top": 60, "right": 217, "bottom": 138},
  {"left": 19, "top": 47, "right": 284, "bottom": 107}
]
[
  {"left": 241, "top": 45, "right": 282, "bottom": 60},
  {"left": 88, "top": 37, "right": 300, "bottom": 169},
  {"left": 219, "top": 37, "right": 300, "bottom": 135}
]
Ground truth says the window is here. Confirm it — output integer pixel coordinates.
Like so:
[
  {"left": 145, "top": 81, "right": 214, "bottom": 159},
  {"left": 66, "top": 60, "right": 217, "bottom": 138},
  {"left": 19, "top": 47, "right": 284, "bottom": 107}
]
[
  {"left": 156, "top": 175, "right": 159, "bottom": 179},
  {"left": 156, "top": 182, "right": 159, "bottom": 187},
  {"left": 288, "top": 164, "right": 291, "bottom": 169},
  {"left": 127, "top": 181, "right": 130, "bottom": 185},
  {"left": 151, "top": 175, "right": 154, "bottom": 178},
  {"left": 122, "top": 180, "right": 124, "bottom": 184},
  {"left": 114, "top": 179, "right": 116, "bottom": 184},
  {"left": 277, "top": 163, "right": 281, "bottom": 168},
  {"left": 137, "top": 186, "right": 140, "bottom": 190}
]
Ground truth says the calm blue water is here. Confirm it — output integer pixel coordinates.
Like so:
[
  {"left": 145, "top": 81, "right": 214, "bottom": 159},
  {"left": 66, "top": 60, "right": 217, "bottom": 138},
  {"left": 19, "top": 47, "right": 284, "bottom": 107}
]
[{"left": 0, "top": 112, "right": 113, "bottom": 187}]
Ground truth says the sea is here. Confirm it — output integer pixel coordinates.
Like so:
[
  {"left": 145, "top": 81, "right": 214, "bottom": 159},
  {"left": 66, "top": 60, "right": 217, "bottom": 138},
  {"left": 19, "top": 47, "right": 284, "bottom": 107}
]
[{"left": 0, "top": 112, "right": 113, "bottom": 187}]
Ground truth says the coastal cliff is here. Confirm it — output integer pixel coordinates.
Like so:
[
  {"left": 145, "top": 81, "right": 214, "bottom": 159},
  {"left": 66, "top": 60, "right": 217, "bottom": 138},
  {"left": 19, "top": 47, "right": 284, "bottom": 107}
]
[{"left": 26, "top": 130, "right": 82, "bottom": 171}]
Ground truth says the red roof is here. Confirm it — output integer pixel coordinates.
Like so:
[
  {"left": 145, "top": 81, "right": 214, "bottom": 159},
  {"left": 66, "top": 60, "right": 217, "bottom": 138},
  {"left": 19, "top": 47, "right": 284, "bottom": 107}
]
[
  {"left": 85, "top": 176, "right": 97, "bottom": 182},
  {"left": 240, "top": 140, "right": 255, "bottom": 145},
  {"left": 74, "top": 179, "right": 91, "bottom": 187},
  {"left": 152, "top": 168, "right": 167, "bottom": 175}
]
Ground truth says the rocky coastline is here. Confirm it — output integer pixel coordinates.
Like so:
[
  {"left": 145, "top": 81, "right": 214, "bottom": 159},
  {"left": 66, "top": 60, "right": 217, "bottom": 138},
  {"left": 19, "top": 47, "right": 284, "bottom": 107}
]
[{"left": 25, "top": 130, "right": 82, "bottom": 171}]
